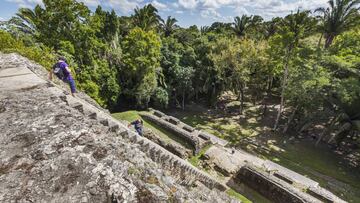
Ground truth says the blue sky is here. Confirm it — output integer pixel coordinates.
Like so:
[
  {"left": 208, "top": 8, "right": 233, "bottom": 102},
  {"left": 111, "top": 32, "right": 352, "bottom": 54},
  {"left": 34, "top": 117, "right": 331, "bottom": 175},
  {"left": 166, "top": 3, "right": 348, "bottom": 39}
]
[{"left": 0, "top": 0, "right": 328, "bottom": 27}]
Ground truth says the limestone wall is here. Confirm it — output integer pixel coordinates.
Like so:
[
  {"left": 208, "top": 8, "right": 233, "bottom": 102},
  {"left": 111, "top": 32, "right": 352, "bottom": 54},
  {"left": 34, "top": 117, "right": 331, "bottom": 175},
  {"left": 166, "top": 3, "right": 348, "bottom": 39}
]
[
  {"left": 143, "top": 128, "right": 192, "bottom": 159},
  {"left": 140, "top": 113, "right": 202, "bottom": 152},
  {"left": 233, "top": 165, "right": 321, "bottom": 203}
]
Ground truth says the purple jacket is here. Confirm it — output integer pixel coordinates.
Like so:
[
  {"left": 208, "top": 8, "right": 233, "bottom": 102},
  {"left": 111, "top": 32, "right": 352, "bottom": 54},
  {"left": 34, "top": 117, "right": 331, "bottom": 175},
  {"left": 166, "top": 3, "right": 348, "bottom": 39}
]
[{"left": 58, "top": 61, "right": 73, "bottom": 81}]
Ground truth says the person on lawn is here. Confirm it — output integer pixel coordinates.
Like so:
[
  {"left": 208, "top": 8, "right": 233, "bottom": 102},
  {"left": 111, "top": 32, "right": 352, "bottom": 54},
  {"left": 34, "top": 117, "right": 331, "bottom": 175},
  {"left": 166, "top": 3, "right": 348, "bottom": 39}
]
[{"left": 128, "top": 119, "right": 144, "bottom": 136}]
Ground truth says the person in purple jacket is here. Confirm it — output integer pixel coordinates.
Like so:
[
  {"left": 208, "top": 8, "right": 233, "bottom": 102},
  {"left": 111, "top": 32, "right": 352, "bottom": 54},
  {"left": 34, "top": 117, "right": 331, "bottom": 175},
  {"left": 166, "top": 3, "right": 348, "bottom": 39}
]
[{"left": 49, "top": 56, "right": 76, "bottom": 97}]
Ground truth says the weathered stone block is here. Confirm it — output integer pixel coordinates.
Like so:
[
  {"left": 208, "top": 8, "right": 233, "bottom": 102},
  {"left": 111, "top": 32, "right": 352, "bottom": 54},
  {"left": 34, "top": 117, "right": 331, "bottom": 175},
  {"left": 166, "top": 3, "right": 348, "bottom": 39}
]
[
  {"left": 153, "top": 110, "right": 165, "bottom": 118},
  {"left": 72, "top": 102, "right": 84, "bottom": 113},
  {"left": 274, "top": 172, "right": 293, "bottom": 185},
  {"left": 87, "top": 112, "right": 97, "bottom": 120},
  {"left": 109, "top": 123, "right": 119, "bottom": 132},
  {"left": 307, "top": 187, "right": 335, "bottom": 203},
  {"left": 168, "top": 116, "right": 180, "bottom": 125},
  {"left": 183, "top": 124, "right": 195, "bottom": 133},
  {"left": 198, "top": 133, "right": 211, "bottom": 141},
  {"left": 99, "top": 119, "right": 109, "bottom": 126}
]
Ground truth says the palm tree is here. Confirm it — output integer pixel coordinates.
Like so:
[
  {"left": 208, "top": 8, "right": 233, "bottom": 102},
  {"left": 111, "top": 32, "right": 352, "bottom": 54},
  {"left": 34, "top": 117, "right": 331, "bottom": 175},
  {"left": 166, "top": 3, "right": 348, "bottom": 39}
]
[
  {"left": 160, "top": 16, "right": 178, "bottom": 37},
  {"left": 132, "top": 4, "right": 161, "bottom": 31},
  {"left": 233, "top": 15, "right": 252, "bottom": 37},
  {"left": 263, "top": 17, "right": 281, "bottom": 39},
  {"left": 200, "top": 26, "right": 210, "bottom": 35},
  {"left": 4, "top": 6, "right": 43, "bottom": 37},
  {"left": 315, "top": 0, "right": 360, "bottom": 48}
]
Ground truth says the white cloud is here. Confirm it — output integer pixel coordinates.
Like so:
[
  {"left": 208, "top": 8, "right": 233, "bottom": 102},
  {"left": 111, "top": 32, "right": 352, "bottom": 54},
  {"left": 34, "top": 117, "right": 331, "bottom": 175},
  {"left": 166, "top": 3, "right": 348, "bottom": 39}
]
[
  {"left": 78, "top": 0, "right": 100, "bottom": 7},
  {"left": 178, "top": 0, "right": 199, "bottom": 10},
  {"left": 6, "top": 0, "right": 42, "bottom": 8},
  {"left": 176, "top": 0, "right": 328, "bottom": 20},
  {"left": 105, "top": 0, "right": 144, "bottom": 14},
  {"left": 151, "top": 0, "right": 169, "bottom": 11},
  {"left": 200, "top": 8, "right": 221, "bottom": 19}
]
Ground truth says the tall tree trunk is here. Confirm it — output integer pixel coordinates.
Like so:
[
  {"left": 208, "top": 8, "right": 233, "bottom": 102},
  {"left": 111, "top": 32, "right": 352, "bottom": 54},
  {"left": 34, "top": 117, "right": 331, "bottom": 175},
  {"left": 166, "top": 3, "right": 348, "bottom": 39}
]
[
  {"left": 262, "top": 76, "right": 273, "bottom": 117},
  {"left": 195, "top": 87, "right": 199, "bottom": 101},
  {"left": 182, "top": 90, "right": 185, "bottom": 110},
  {"left": 283, "top": 105, "right": 298, "bottom": 133},
  {"left": 239, "top": 84, "right": 244, "bottom": 115},
  {"left": 317, "top": 33, "right": 323, "bottom": 49},
  {"left": 324, "top": 34, "right": 335, "bottom": 49},
  {"left": 316, "top": 115, "right": 338, "bottom": 146},
  {"left": 273, "top": 47, "right": 291, "bottom": 131}
]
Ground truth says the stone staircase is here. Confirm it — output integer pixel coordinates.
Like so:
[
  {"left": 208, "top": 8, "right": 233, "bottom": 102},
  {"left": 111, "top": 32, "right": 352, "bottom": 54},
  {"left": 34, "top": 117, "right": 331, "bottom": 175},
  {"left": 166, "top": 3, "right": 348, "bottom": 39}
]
[
  {"left": 54, "top": 89, "right": 227, "bottom": 192},
  {"left": 0, "top": 53, "right": 240, "bottom": 202}
]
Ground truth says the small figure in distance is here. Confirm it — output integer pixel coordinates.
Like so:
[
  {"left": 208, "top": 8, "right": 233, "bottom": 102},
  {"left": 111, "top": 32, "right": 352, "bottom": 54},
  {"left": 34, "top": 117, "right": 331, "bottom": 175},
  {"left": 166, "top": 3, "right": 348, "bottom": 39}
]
[
  {"left": 128, "top": 119, "right": 144, "bottom": 136},
  {"left": 49, "top": 56, "right": 77, "bottom": 97}
]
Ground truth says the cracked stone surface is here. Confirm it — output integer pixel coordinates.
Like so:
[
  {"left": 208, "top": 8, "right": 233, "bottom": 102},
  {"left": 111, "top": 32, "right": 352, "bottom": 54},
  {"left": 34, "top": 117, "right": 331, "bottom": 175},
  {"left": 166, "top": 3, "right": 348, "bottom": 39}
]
[{"left": 0, "top": 53, "right": 238, "bottom": 203}]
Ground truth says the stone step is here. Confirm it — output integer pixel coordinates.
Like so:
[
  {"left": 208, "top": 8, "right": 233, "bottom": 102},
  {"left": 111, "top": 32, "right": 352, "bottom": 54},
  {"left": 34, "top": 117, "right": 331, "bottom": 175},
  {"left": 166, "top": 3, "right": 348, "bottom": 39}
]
[
  {"left": 108, "top": 122, "right": 119, "bottom": 132},
  {"left": 99, "top": 119, "right": 109, "bottom": 126},
  {"left": 129, "top": 134, "right": 138, "bottom": 143},
  {"left": 71, "top": 102, "right": 84, "bottom": 113},
  {"left": 86, "top": 111, "right": 97, "bottom": 120},
  {"left": 136, "top": 139, "right": 144, "bottom": 145},
  {"left": 118, "top": 129, "right": 128, "bottom": 138}
]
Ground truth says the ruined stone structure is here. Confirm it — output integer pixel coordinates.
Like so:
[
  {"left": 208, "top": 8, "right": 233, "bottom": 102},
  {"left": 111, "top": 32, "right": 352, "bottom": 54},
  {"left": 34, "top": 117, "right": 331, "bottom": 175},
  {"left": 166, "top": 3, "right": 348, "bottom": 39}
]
[
  {"left": 136, "top": 109, "right": 347, "bottom": 202},
  {"left": 0, "top": 53, "right": 236, "bottom": 203},
  {"left": 140, "top": 110, "right": 228, "bottom": 154}
]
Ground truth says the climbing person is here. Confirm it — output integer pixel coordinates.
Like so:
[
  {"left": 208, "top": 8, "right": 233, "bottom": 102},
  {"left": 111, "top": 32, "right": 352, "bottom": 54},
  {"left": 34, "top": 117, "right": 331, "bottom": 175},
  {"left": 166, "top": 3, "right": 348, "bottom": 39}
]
[
  {"left": 49, "top": 56, "right": 76, "bottom": 97},
  {"left": 128, "top": 119, "right": 144, "bottom": 136}
]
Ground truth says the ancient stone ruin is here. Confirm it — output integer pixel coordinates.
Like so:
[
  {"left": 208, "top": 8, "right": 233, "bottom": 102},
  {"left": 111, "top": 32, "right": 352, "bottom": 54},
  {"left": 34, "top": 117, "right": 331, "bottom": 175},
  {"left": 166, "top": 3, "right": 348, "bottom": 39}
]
[
  {"left": 138, "top": 109, "right": 347, "bottom": 203},
  {"left": 0, "top": 53, "right": 347, "bottom": 203},
  {"left": 0, "top": 53, "right": 236, "bottom": 203}
]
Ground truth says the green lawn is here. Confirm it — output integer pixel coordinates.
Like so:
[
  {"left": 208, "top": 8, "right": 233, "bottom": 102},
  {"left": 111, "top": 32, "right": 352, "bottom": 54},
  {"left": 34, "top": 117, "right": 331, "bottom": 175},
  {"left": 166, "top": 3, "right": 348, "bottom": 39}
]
[
  {"left": 227, "top": 189, "right": 252, "bottom": 203},
  {"left": 112, "top": 110, "right": 193, "bottom": 149},
  {"left": 188, "top": 144, "right": 213, "bottom": 167}
]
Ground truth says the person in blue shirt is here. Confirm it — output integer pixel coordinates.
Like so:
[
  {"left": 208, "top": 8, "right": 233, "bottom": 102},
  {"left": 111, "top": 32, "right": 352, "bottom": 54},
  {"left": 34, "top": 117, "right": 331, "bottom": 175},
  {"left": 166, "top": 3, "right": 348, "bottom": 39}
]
[
  {"left": 128, "top": 119, "right": 144, "bottom": 136},
  {"left": 49, "top": 56, "right": 76, "bottom": 97}
]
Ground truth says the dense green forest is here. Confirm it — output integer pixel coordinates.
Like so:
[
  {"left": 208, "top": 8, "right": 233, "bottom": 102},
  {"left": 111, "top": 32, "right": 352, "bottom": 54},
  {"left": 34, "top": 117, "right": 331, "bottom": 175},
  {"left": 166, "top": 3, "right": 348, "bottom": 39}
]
[{"left": 0, "top": 0, "right": 359, "bottom": 148}]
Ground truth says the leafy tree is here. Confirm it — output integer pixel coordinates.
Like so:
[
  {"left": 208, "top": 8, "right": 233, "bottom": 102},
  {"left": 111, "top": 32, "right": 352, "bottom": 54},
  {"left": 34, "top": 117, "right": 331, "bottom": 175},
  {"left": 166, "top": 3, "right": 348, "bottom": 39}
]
[
  {"left": 263, "top": 17, "right": 282, "bottom": 39},
  {"left": 315, "top": 0, "right": 360, "bottom": 48},
  {"left": 160, "top": 16, "right": 178, "bottom": 37},
  {"left": 121, "top": 27, "right": 161, "bottom": 107},
  {"left": 233, "top": 15, "right": 252, "bottom": 37},
  {"left": 132, "top": 4, "right": 161, "bottom": 31},
  {"left": 318, "top": 29, "right": 360, "bottom": 143}
]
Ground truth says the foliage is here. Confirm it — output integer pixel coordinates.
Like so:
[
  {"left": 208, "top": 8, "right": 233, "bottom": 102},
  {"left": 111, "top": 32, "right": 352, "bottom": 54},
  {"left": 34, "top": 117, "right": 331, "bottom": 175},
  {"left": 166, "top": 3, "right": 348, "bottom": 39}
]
[
  {"left": 315, "top": 0, "right": 360, "bottom": 48},
  {"left": 0, "top": 30, "right": 55, "bottom": 69},
  {"left": 121, "top": 27, "right": 161, "bottom": 107}
]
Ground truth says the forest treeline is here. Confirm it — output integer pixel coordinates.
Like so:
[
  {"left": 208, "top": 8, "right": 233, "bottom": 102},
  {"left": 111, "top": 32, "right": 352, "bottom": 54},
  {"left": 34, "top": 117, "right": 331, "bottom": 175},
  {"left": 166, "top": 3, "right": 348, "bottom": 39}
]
[{"left": 0, "top": 0, "right": 359, "bottom": 145}]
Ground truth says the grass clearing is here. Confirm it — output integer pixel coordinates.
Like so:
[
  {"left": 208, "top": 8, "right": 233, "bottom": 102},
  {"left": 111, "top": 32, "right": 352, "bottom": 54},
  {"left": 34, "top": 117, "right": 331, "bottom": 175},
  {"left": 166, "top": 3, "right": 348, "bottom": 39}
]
[
  {"left": 227, "top": 189, "right": 252, "bottom": 203},
  {"left": 112, "top": 110, "right": 192, "bottom": 149},
  {"left": 188, "top": 144, "right": 213, "bottom": 167}
]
